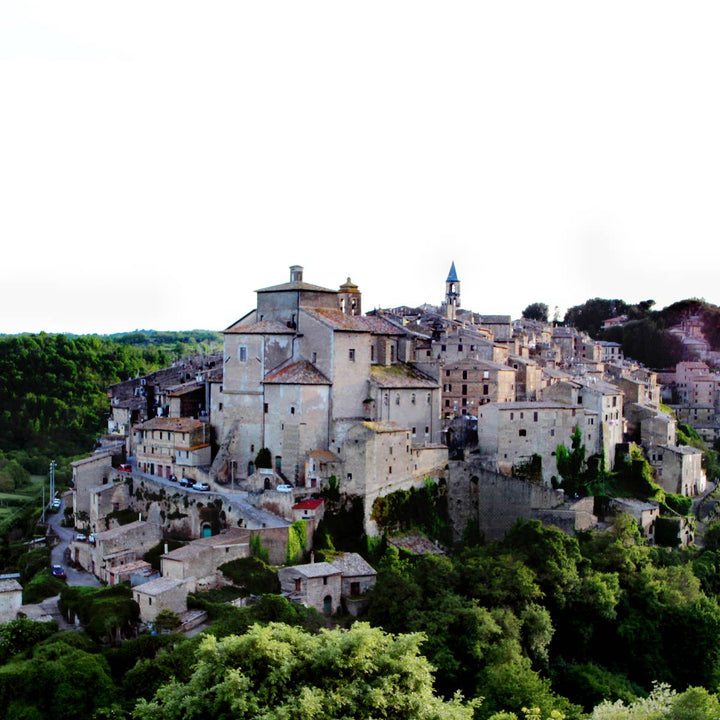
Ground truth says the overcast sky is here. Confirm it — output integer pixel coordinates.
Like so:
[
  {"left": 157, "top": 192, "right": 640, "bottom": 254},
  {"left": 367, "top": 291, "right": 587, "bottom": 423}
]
[{"left": 1, "top": 2, "right": 719, "bottom": 335}]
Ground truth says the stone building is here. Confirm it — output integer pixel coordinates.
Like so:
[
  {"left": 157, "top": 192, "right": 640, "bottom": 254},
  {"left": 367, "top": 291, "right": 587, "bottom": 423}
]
[
  {"left": 134, "top": 417, "right": 212, "bottom": 480},
  {"left": 278, "top": 561, "right": 342, "bottom": 614},
  {"left": 71, "top": 453, "right": 113, "bottom": 520},
  {"left": 649, "top": 444, "right": 705, "bottom": 496},
  {"left": 210, "top": 266, "right": 442, "bottom": 496},
  {"left": 476, "top": 401, "right": 598, "bottom": 485},
  {"left": 0, "top": 579, "right": 22, "bottom": 623},
  {"left": 441, "top": 358, "right": 516, "bottom": 418},
  {"left": 134, "top": 577, "right": 191, "bottom": 624}
]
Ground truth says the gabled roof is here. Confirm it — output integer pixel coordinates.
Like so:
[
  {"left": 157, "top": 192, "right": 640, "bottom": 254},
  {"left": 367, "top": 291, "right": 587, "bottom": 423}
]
[
  {"left": 308, "top": 449, "right": 340, "bottom": 462},
  {"left": 302, "top": 308, "right": 404, "bottom": 335},
  {"left": 284, "top": 561, "right": 341, "bottom": 578},
  {"left": 256, "top": 280, "right": 336, "bottom": 294},
  {"left": 330, "top": 552, "right": 377, "bottom": 577},
  {"left": 264, "top": 360, "right": 331, "bottom": 385},
  {"left": 293, "top": 498, "right": 324, "bottom": 510}
]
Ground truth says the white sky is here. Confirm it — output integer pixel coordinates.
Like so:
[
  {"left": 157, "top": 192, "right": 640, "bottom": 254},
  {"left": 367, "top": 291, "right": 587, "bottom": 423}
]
[{"left": 1, "top": 2, "right": 719, "bottom": 335}]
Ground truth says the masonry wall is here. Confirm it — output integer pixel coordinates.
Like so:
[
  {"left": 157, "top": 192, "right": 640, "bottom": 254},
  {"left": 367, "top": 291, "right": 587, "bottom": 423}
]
[{"left": 447, "top": 460, "right": 571, "bottom": 542}]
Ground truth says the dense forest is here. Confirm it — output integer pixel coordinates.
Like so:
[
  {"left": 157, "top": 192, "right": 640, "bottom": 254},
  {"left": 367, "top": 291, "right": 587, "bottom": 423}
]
[
  {"left": 0, "top": 330, "right": 220, "bottom": 465},
  {"left": 4, "top": 516, "right": 720, "bottom": 718},
  {"left": 563, "top": 297, "right": 720, "bottom": 369}
]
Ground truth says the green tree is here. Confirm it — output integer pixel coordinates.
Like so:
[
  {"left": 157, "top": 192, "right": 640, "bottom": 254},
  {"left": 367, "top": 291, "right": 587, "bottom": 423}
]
[
  {"left": 134, "top": 622, "right": 475, "bottom": 719},
  {"left": 522, "top": 304, "right": 549, "bottom": 322},
  {"left": 555, "top": 426, "right": 586, "bottom": 496}
]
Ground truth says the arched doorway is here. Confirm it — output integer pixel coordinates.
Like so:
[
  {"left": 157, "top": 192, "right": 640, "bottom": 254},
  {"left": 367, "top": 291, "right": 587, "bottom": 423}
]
[{"left": 323, "top": 595, "right": 332, "bottom": 614}]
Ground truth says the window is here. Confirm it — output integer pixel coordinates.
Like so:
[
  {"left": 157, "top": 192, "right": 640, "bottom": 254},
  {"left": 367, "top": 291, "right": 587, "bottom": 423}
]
[
  {"left": 312, "top": 352, "right": 317, "bottom": 364},
  {"left": 323, "top": 576, "right": 328, "bottom": 586},
  {"left": 411, "top": 393, "right": 416, "bottom": 404},
  {"left": 388, "top": 466, "right": 392, "bottom": 474},
  {"left": 441, "top": 344, "right": 447, "bottom": 351},
  {"left": 519, "top": 429, "right": 527, "bottom": 436},
  {"left": 446, "top": 370, "right": 450, "bottom": 377},
  {"left": 483, "top": 384, "right": 489, "bottom": 395},
  {"left": 427, "top": 393, "right": 431, "bottom": 404},
  {"left": 550, "top": 429, "right": 555, "bottom": 437},
  {"left": 462, "top": 384, "right": 467, "bottom": 395},
  {"left": 395, "top": 393, "right": 400, "bottom": 405},
  {"left": 219, "top": 402, "right": 223, "bottom": 411},
  {"left": 238, "top": 345, "right": 248, "bottom": 362},
  {"left": 462, "top": 370, "right": 468, "bottom": 380},
  {"left": 425, "top": 426, "right": 429, "bottom": 435},
  {"left": 371, "top": 346, "right": 376, "bottom": 362},
  {"left": 290, "top": 406, "right": 295, "bottom": 415},
  {"left": 533, "top": 412, "right": 538, "bottom": 422},
  {"left": 264, "top": 403, "right": 269, "bottom": 414},
  {"left": 349, "top": 348, "right": 355, "bottom": 362},
  {"left": 412, "top": 427, "right": 417, "bottom": 435},
  {"left": 458, "top": 344, "right": 463, "bottom": 352}
]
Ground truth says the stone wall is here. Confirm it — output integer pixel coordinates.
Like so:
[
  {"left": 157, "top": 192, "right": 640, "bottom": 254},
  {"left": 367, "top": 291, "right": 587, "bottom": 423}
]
[{"left": 447, "top": 459, "right": 589, "bottom": 542}]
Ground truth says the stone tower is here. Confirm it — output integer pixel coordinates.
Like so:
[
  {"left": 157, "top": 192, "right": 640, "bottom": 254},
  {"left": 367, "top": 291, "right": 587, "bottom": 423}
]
[
  {"left": 338, "top": 277, "right": 361, "bottom": 316},
  {"left": 445, "top": 262, "right": 460, "bottom": 320}
]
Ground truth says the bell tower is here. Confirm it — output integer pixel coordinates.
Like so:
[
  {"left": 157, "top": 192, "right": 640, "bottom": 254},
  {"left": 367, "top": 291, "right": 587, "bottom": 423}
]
[
  {"left": 445, "top": 261, "right": 460, "bottom": 320},
  {"left": 338, "top": 277, "right": 361, "bottom": 315}
]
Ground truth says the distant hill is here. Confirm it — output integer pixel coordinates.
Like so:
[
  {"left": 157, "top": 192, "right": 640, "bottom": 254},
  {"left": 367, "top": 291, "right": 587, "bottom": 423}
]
[{"left": 564, "top": 297, "right": 720, "bottom": 368}]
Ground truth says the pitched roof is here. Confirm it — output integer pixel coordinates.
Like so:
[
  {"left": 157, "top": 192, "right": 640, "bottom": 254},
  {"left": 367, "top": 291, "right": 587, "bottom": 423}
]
[
  {"left": 225, "top": 320, "right": 295, "bottom": 335},
  {"left": 446, "top": 262, "right": 459, "bottom": 282},
  {"left": 137, "top": 417, "right": 205, "bottom": 432},
  {"left": 330, "top": 552, "right": 377, "bottom": 577},
  {"left": 292, "top": 498, "right": 324, "bottom": 510},
  {"left": 370, "top": 364, "right": 438, "bottom": 389},
  {"left": 264, "top": 360, "right": 331, "bottom": 385},
  {"left": 302, "top": 308, "right": 404, "bottom": 335},
  {"left": 256, "top": 280, "right": 336, "bottom": 294},
  {"left": 284, "top": 561, "right": 341, "bottom": 578},
  {"left": 308, "top": 449, "right": 340, "bottom": 462}
]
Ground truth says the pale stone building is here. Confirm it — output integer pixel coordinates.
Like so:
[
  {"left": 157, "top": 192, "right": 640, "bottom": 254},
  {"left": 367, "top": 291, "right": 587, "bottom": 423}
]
[
  {"left": 0, "top": 579, "right": 22, "bottom": 623},
  {"left": 476, "top": 401, "right": 599, "bottom": 485},
  {"left": 134, "top": 417, "right": 212, "bottom": 480},
  {"left": 278, "top": 561, "right": 342, "bottom": 614},
  {"left": 71, "top": 453, "right": 113, "bottom": 520},
  {"left": 134, "top": 577, "right": 191, "bottom": 624},
  {"left": 211, "top": 266, "right": 441, "bottom": 492}
]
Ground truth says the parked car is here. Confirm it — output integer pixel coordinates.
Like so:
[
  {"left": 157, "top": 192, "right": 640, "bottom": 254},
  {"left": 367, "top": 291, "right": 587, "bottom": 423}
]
[
  {"left": 276, "top": 484, "right": 293, "bottom": 493},
  {"left": 169, "top": 474, "right": 178, "bottom": 482},
  {"left": 193, "top": 482, "right": 210, "bottom": 491},
  {"left": 118, "top": 463, "right": 132, "bottom": 473},
  {"left": 76, "top": 534, "right": 87, "bottom": 542},
  {"left": 179, "top": 477, "right": 192, "bottom": 487},
  {"left": 51, "top": 565, "right": 66, "bottom": 579}
]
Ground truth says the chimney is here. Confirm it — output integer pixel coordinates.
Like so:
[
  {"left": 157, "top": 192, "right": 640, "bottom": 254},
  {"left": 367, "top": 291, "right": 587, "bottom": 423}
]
[
  {"left": 290, "top": 265, "right": 304, "bottom": 283},
  {"left": 164, "top": 543, "right": 169, "bottom": 555},
  {"left": 310, "top": 551, "right": 315, "bottom": 564}
]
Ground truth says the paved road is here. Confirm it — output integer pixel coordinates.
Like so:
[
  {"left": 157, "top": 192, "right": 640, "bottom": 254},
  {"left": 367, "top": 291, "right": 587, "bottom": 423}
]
[{"left": 46, "top": 494, "right": 101, "bottom": 588}]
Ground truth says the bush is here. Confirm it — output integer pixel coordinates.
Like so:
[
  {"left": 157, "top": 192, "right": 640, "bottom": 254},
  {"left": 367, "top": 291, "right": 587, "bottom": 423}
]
[
  {"left": 22, "top": 569, "right": 64, "bottom": 604},
  {"left": 664, "top": 493, "right": 693, "bottom": 516},
  {"left": 219, "top": 556, "right": 280, "bottom": 595}
]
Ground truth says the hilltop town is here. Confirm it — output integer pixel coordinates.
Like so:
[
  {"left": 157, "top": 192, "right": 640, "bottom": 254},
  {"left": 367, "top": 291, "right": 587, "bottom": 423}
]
[{"left": 52, "top": 263, "right": 720, "bottom": 626}]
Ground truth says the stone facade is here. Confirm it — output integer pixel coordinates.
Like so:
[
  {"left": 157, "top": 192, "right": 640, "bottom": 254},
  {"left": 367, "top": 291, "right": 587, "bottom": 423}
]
[
  {"left": 278, "top": 561, "right": 342, "bottom": 614},
  {"left": 0, "top": 579, "right": 22, "bottom": 623},
  {"left": 476, "top": 401, "right": 598, "bottom": 485},
  {"left": 134, "top": 577, "right": 190, "bottom": 623},
  {"left": 135, "top": 417, "right": 212, "bottom": 480},
  {"left": 71, "top": 453, "right": 113, "bottom": 520},
  {"left": 441, "top": 359, "right": 516, "bottom": 418}
]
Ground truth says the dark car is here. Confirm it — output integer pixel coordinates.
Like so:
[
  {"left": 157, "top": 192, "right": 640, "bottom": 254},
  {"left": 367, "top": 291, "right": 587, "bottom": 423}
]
[
  {"left": 51, "top": 565, "right": 66, "bottom": 579},
  {"left": 179, "top": 477, "right": 192, "bottom": 487}
]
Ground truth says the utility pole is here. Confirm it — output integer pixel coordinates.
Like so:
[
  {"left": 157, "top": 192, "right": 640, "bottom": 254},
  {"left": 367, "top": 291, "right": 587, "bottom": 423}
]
[{"left": 49, "top": 460, "right": 56, "bottom": 504}]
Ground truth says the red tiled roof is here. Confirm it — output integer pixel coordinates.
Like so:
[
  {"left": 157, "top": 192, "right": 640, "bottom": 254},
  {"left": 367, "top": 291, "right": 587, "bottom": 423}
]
[
  {"left": 264, "top": 360, "right": 331, "bottom": 385},
  {"left": 303, "top": 308, "right": 404, "bottom": 335},
  {"left": 292, "top": 498, "right": 324, "bottom": 510}
]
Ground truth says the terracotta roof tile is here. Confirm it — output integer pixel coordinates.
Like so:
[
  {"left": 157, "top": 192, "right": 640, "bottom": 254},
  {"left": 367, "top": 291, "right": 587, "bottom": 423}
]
[
  {"left": 303, "top": 308, "right": 404, "bottom": 334},
  {"left": 264, "top": 360, "right": 331, "bottom": 385},
  {"left": 137, "top": 417, "right": 205, "bottom": 432}
]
